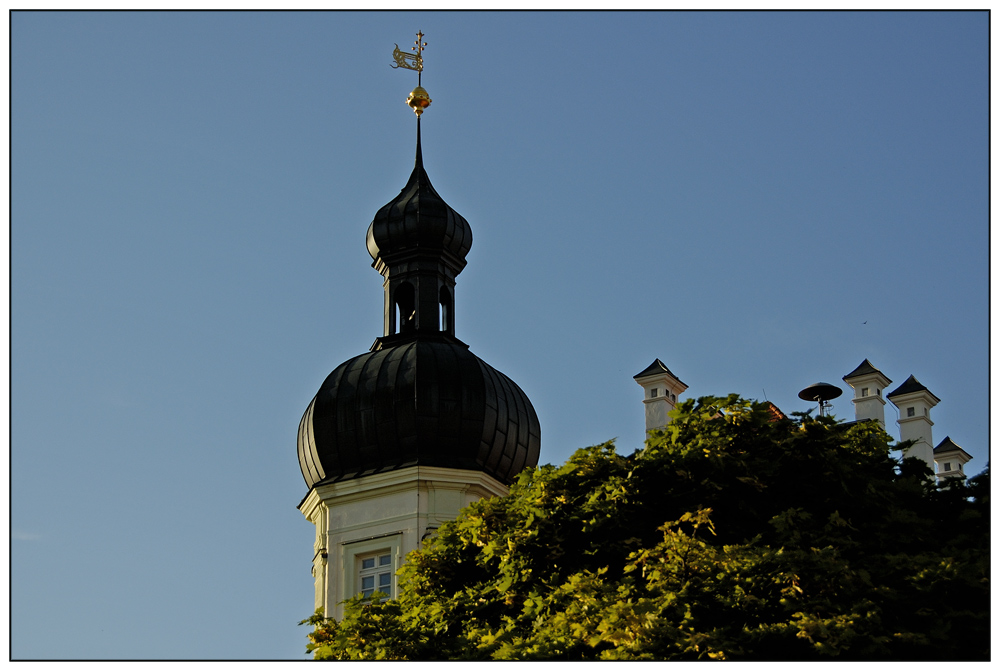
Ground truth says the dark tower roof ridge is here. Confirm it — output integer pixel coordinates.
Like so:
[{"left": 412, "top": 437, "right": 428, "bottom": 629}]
[
  {"left": 887, "top": 374, "right": 940, "bottom": 402},
  {"left": 634, "top": 358, "right": 685, "bottom": 385},
  {"left": 843, "top": 358, "right": 890, "bottom": 383},
  {"left": 934, "top": 436, "right": 971, "bottom": 459}
]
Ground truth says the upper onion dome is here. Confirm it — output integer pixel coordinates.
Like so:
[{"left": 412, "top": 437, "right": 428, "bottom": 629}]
[
  {"left": 366, "top": 136, "right": 473, "bottom": 272},
  {"left": 298, "top": 335, "right": 541, "bottom": 488}
]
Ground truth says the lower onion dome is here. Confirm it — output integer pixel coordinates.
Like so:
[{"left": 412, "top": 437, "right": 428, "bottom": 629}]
[{"left": 297, "top": 335, "right": 541, "bottom": 488}]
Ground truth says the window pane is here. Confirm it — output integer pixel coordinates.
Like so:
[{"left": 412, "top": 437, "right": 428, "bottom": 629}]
[
  {"left": 379, "top": 573, "right": 391, "bottom": 587},
  {"left": 379, "top": 554, "right": 392, "bottom": 566},
  {"left": 361, "top": 557, "right": 375, "bottom": 569},
  {"left": 361, "top": 575, "right": 374, "bottom": 590},
  {"left": 362, "top": 589, "right": 373, "bottom": 598}
]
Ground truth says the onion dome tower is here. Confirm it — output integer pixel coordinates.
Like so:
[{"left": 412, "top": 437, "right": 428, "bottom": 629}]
[{"left": 297, "top": 34, "right": 540, "bottom": 619}]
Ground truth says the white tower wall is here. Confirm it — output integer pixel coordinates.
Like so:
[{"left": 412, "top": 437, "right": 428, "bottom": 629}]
[
  {"left": 897, "top": 412, "right": 935, "bottom": 472},
  {"left": 843, "top": 359, "right": 892, "bottom": 428},
  {"left": 634, "top": 359, "right": 688, "bottom": 433},
  {"left": 299, "top": 466, "right": 507, "bottom": 620},
  {"left": 888, "top": 376, "right": 940, "bottom": 476}
]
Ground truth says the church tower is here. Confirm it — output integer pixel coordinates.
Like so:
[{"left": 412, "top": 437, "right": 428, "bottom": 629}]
[{"left": 297, "top": 36, "right": 541, "bottom": 619}]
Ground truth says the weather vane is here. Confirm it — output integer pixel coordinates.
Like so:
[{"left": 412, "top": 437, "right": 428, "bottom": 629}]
[{"left": 391, "top": 31, "right": 431, "bottom": 117}]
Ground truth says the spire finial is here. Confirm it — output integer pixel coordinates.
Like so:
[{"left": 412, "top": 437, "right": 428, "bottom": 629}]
[
  {"left": 413, "top": 31, "right": 427, "bottom": 65},
  {"left": 415, "top": 116, "right": 423, "bottom": 166},
  {"left": 392, "top": 31, "right": 431, "bottom": 117}
]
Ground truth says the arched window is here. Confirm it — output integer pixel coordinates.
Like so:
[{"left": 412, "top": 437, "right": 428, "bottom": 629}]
[
  {"left": 439, "top": 286, "right": 453, "bottom": 334},
  {"left": 395, "top": 282, "right": 415, "bottom": 334}
]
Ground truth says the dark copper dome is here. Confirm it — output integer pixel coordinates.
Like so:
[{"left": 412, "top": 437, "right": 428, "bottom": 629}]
[
  {"left": 299, "top": 124, "right": 540, "bottom": 490},
  {"left": 298, "top": 334, "right": 540, "bottom": 488}
]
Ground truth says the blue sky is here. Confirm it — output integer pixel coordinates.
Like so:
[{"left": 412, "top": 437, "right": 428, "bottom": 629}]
[{"left": 12, "top": 10, "right": 989, "bottom": 660}]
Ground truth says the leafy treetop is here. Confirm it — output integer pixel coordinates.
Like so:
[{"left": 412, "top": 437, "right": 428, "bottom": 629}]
[{"left": 303, "top": 395, "right": 989, "bottom": 661}]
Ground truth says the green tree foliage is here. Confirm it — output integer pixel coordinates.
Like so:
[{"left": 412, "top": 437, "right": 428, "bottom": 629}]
[{"left": 302, "top": 396, "right": 989, "bottom": 660}]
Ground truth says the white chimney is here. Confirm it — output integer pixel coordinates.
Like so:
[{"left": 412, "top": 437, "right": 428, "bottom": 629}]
[
  {"left": 843, "top": 358, "right": 892, "bottom": 428},
  {"left": 634, "top": 359, "right": 688, "bottom": 433},
  {"left": 887, "top": 374, "right": 939, "bottom": 475}
]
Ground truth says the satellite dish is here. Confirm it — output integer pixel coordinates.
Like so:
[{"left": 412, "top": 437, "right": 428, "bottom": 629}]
[{"left": 798, "top": 382, "right": 842, "bottom": 416}]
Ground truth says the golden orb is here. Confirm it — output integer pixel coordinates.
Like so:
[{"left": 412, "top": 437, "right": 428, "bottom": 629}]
[{"left": 407, "top": 86, "right": 431, "bottom": 116}]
